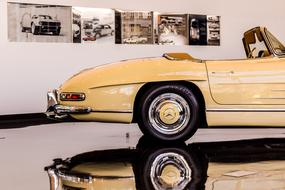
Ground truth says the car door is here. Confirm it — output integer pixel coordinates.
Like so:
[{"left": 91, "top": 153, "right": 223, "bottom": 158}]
[{"left": 206, "top": 57, "right": 285, "bottom": 105}]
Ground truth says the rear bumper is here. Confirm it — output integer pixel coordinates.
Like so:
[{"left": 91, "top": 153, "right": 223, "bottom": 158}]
[
  {"left": 46, "top": 166, "right": 93, "bottom": 190},
  {"left": 46, "top": 90, "right": 91, "bottom": 117}
]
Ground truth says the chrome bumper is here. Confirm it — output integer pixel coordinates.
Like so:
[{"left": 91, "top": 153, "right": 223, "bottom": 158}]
[
  {"left": 46, "top": 167, "right": 93, "bottom": 190},
  {"left": 46, "top": 90, "right": 91, "bottom": 117}
]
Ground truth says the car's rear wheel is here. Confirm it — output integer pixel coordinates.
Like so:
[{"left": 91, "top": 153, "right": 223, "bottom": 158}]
[{"left": 138, "top": 84, "right": 200, "bottom": 141}]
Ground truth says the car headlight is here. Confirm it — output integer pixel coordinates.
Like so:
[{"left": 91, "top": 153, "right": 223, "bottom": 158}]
[{"left": 60, "top": 93, "right": 85, "bottom": 101}]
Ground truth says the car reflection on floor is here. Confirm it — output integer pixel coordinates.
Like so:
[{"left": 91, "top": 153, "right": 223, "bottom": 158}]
[{"left": 45, "top": 137, "right": 285, "bottom": 190}]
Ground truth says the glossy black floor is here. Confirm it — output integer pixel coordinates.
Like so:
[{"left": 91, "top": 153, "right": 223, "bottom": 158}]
[
  {"left": 45, "top": 137, "right": 285, "bottom": 190},
  {"left": 0, "top": 113, "right": 66, "bottom": 129},
  {"left": 1, "top": 118, "right": 285, "bottom": 190}
]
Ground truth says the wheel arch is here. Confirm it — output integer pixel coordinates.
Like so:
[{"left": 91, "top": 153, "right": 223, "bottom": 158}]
[{"left": 132, "top": 81, "right": 208, "bottom": 128}]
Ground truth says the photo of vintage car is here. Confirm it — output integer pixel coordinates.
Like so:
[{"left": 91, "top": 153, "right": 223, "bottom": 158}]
[
  {"left": 47, "top": 26, "right": 285, "bottom": 142},
  {"left": 93, "top": 24, "right": 114, "bottom": 38},
  {"left": 21, "top": 14, "right": 61, "bottom": 35},
  {"left": 123, "top": 35, "right": 148, "bottom": 44},
  {"left": 156, "top": 14, "right": 188, "bottom": 45}
]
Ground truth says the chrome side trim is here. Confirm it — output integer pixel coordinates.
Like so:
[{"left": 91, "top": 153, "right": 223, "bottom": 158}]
[
  {"left": 89, "top": 82, "right": 145, "bottom": 90},
  {"left": 207, "top": 108, "right": 285, "bottom": 112},
  {"left": 91, "top": 109, "right": 132, "bottom": 114},
  {"left": 84, "top": 175, "right": 134, "bottom": 179},
  {"left": 272, "top": 89, "right": 285, "bottom": 92},
  {"left": 256, "top": 97, "right": 285, "bottom": 100}
]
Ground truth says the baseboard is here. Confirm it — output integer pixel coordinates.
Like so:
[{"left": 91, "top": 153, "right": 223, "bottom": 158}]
[{"left": 0, "top": 113, "right": 60, "bottom": 129}]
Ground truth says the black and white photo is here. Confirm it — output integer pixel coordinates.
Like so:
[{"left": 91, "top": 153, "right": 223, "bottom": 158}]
[
  {"left": 72, "top": 8, "right": 82, "bottom": 43},
  {"left": 207, "top": 15, "right": 220, "bottom": 46},
  {"left": 155, "top": 13, "right": 188, "bottom": 45},
  {"left": 115, "top": 11, "right": 154, "bottom": 44},
  {"left": 8, "top": 3, "right": 72, "bottom": 43},
  {"left": 73, "top": 7, "right": 115, "bottom": 44},
  {"left": 189, "top": 14, "right": 207, "bottom": 45}
]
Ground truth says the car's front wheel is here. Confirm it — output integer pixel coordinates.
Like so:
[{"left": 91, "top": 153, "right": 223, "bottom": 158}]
[
  {"left": 138, "top": 84, "right": 200, "bottom": 141},
  {"left": 31, "top": 23, "right": 39, "bottom": 35},
  {"left": 95, "top": 33, "right": 101, "bottom": 39}
]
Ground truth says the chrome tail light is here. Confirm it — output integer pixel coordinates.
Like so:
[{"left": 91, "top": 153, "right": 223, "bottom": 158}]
[{"left": 60, "top": 93, "right": 85, "bottom": 101}]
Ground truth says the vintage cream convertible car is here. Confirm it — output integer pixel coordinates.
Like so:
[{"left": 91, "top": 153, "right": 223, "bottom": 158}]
[{"left": 47, "top": 26, "right": 285, "bottom": 141}]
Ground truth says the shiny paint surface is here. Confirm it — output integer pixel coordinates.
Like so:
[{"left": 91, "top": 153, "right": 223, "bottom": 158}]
[
  {"left": 62, "top": 163, "right": 136, "bottom": 190},
  {"left": 58, "top": 57, "right": 207, "bottom": 123},
  {"left": 64, "top": 84, "right": 143, "bottom": 122},
  {"left": 206, "top": 161, "right": 285, "bottom": 190},
  {"left": 59, "top": 57, "right": 207, "bottom": 91},
  {"left": 56, "top": 27, "right": 285, "bottom": 126},
  {"left": 207, "top": 56, "right": 285, "bottom": 105}
]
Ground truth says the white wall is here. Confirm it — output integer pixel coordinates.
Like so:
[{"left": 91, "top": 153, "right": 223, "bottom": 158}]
[{"left": 1, "top": 0, "right": 285, "bottom": 115}]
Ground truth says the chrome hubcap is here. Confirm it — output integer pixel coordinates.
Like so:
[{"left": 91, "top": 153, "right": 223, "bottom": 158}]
[
  {"left": 150, "top": 152, "right": 192, "bottom": 189},
  {"left": 32, "top": 24, "right": 35, "bottom": 33},
  {"left": 149, "top": 93, "right": 190, "bottom": 135}
]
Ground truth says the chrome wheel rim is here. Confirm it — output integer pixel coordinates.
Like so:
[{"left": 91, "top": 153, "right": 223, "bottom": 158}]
[
  {"left": 148, "top": 93, "right": 190, "bottom": 135},
  {"left": 150, "top": 152, "right": 192, "bottom": 190},
  {"left": 32, "top": 24, "right": 35, "bottom": 33}
]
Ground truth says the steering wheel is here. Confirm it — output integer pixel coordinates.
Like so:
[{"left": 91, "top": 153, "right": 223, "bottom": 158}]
[{"left": 248, "top": 47, "right": 256, "bottom": 58}]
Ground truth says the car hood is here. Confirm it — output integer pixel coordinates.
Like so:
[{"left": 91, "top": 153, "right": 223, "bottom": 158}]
[{"left": 59, "top": 57, "right": 206, "bottom": 92}]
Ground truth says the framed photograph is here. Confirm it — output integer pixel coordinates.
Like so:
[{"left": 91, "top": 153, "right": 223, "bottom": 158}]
[
  {"left": 73, "top": 7, "right": 115, "bottom": 44},
  {"left": 189, "top": 14, "right": 207, "bottom": 45},
  {"left": 156, "top": 14, "right": 188, "bottom": 45},
  {"left": 115, "top": 11, "right": 154, "bottom": 44},
  {"left": 207, "top": 15, "right": 220, "bottom": 46},
  {"left": 8, "top": 3, "right": 72, "bottom": 43},
  {"left": 72, "top": 8, "right": 82, "bottom": 43}
]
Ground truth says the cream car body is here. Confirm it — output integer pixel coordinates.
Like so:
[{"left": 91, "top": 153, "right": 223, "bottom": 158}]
[{"left": 47, "top": 26, "right": 285, "bottom": 141}]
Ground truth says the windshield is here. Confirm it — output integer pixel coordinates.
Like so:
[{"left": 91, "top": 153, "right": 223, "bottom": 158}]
[
  {"left": 266, "top": 30, "right": 285, "bottom": 55},
  {"left": 39, "top": 15, "right": 52, "bottom": 20}
]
